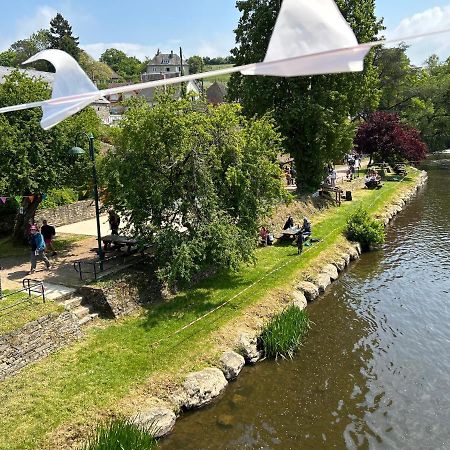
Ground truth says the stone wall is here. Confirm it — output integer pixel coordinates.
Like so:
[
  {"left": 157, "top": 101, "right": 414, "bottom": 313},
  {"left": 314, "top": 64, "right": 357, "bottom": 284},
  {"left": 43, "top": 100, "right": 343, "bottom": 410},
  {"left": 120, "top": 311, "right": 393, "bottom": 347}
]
[
  {"left": 0, "top": 312, "right": 82, "bottom": 380},
  {"left": 35, "top": 200, "right": 96, "bottom": 227}
]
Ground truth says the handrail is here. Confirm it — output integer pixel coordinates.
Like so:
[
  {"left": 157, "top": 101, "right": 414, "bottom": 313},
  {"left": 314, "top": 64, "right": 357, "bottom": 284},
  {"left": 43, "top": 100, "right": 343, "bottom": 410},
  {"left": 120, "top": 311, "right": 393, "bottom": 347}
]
[
  {"left": 73, "top": 259, "right": 102, "bottom": 281},
  {"left": 22, "top": 278, "right": 46, "bottom": 302}
]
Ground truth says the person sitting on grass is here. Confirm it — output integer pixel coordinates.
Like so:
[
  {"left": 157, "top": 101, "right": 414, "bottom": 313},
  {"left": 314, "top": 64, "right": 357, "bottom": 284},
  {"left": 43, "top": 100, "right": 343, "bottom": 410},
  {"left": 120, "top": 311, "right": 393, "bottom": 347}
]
[{"left": 29, "top": 225, "right": 50, "bottom": 274}]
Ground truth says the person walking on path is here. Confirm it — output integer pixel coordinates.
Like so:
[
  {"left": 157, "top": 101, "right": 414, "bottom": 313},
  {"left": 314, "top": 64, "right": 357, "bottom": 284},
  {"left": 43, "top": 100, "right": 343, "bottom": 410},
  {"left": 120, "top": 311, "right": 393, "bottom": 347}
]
[
  {"left": 41, "top": 219, "right": 57, "bottom": 256},
  {"left": 29, "top": 225, "right": 50, "bottom": 274},
  {"left": 108, "top": 210, "right": 120, "bottom": 235}
]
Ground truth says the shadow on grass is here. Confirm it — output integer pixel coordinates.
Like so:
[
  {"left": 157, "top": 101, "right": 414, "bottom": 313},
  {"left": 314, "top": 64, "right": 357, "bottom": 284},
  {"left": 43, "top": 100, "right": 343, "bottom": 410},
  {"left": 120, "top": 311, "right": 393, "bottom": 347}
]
[{"left": 140, "top": 268, "right": 251, "bottom": 332}]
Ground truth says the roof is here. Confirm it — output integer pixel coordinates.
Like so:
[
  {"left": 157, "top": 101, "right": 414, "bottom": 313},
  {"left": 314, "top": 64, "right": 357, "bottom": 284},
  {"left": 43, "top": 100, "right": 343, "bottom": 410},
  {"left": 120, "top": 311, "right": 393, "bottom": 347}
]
[
  {"left": 0, "top": 66, "right": 55, "bottom": 85},
  {"left": 147, "top": 50, "right": 188, "bottom": 67},
  {"left": 206, "top": 81, "right": 228, "bottom": 104}
]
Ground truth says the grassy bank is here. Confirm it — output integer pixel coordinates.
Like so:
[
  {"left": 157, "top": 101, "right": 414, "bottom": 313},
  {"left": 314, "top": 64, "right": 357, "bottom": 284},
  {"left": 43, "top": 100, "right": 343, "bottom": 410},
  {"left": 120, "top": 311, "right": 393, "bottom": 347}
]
[{"left": 0, "top": 171, "right": 420, "bottom": 450}]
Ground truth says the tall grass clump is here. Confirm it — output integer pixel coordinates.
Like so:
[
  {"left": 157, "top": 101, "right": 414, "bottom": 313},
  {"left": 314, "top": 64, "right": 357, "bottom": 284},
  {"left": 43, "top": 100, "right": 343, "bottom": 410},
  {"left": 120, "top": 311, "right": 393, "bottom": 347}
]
[
  {"left": 259, "top": 305, "right": 310, "bottom": 359},
  {"left": 80, "top": 418, "right": 158, "bottom": 450},
  {"left": 345, "top": 206, "right": 385, "bottom": 251}
]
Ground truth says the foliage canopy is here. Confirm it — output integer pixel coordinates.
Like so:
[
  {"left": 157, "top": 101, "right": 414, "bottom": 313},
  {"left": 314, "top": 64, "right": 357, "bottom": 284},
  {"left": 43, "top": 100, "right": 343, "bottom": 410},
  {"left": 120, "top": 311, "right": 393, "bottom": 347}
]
[{"left": 101, "top": 96, "right": 289, "bottom": 287}]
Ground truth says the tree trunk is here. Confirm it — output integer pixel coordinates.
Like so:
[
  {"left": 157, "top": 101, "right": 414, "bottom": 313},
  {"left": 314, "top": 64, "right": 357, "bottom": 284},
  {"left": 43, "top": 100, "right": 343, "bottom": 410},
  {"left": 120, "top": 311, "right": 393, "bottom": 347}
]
[{"left": 12, "top": 197, "right": 41, "bottom": 244}]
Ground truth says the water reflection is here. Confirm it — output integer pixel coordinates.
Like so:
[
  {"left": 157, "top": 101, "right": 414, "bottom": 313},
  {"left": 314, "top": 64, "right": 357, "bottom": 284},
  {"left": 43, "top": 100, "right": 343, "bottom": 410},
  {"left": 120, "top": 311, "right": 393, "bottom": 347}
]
[{"left": 162, "top": 156, "right": 450, "bottom": 449}]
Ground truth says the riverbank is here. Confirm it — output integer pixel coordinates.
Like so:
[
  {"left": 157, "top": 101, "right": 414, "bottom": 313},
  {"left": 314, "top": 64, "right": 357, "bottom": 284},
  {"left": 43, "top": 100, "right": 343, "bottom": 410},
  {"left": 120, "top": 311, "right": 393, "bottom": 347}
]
[{"left": 0, "top": 169, "right": 425, "bottom": 450}]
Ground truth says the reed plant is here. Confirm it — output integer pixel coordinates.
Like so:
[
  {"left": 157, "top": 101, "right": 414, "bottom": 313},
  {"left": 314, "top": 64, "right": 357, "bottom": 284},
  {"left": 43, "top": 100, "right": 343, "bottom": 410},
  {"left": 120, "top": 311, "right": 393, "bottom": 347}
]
[
  {"left": 259, "top": 305, "right": 310, "bottom": 359},
  {"left": 80, "top": 418, "right": 158, "bottom": 450}
]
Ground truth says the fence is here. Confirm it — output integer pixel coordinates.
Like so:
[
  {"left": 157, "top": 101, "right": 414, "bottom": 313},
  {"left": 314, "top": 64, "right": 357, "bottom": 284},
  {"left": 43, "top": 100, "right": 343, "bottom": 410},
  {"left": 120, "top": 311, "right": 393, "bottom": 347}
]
[{"left": 0, "top": 279, "right": 45, "bottom": 314}]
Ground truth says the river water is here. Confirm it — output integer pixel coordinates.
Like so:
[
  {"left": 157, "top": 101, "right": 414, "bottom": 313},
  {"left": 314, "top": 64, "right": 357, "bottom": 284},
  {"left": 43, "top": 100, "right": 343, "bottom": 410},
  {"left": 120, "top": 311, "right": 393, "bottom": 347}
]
[{"left": 161, "top": 154, "right": 450, "bottom": 450}]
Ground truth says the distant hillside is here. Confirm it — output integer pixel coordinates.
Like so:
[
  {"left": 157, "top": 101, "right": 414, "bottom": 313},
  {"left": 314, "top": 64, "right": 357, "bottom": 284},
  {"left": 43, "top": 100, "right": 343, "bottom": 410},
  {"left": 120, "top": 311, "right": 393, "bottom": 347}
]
[{"left": 202, "top": 64, "right": 233, "bottom": 88}]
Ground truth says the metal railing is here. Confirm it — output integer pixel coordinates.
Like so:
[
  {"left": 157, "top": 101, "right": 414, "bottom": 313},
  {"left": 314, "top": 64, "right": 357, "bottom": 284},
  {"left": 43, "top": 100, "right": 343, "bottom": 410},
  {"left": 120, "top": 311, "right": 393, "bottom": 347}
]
[
  {"left": 73, "top": 260, "right": 103, "bottom": 281},
  {"left": 0, "top": 279, "right": 45, "bottom": 313}
]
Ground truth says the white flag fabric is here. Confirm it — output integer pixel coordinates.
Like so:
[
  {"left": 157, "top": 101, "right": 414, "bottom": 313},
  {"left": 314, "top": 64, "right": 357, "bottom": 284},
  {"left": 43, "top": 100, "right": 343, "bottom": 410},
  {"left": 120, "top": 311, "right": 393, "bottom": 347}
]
[
  {"left": 0, "top": 0, "right": 449, "bottom": 129},
  {"left": 23, "top": 50, "right": 103, "bottom": 129},
  {"left": 264, "top": 0, "right": 358, "bottom": 62}
]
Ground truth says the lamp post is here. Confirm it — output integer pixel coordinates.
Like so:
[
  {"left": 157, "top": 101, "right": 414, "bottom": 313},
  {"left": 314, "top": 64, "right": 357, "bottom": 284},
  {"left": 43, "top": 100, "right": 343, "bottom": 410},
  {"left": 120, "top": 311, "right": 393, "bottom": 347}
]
[{"left": 69, "top": 132, "right": 104, "bottom": 269}]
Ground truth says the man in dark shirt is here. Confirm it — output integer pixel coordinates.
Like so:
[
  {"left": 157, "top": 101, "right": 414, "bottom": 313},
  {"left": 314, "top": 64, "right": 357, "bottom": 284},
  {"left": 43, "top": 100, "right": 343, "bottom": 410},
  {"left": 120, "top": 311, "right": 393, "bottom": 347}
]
[{"left": 41, "top": 219, "right": 57, "bottom": 256}]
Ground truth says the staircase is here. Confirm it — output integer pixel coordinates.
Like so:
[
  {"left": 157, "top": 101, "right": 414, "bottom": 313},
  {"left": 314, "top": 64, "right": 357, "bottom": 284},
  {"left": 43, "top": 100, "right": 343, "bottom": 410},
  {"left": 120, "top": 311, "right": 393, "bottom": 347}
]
[{"left": 61, "top": 296, "right": 99, "bottom": 326}]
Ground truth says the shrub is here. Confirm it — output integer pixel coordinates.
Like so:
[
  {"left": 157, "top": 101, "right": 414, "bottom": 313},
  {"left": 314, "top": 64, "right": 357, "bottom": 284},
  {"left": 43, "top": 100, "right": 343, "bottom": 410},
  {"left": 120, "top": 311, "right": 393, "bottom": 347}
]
[
  {"left": 40, "top": 188, "right": 78, "bottom": 209},
  {"left": 345, "top": 207, "right": 385, "bottom": 251},
  {"left": 81, "top": 418, "right": 158, "bottom": 450},
  {"left": 259, "top": 305, "right": 310, "bottom": 359}
]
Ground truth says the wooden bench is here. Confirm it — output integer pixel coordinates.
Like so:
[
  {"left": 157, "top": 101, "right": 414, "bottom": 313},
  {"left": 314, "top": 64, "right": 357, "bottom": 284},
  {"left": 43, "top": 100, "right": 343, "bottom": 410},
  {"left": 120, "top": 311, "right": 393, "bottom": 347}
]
[
  {"left": 319, "top": 184, "right": 343, "bottom": 206},
  {"left": 102, "top": 234, "right": 138, "bottom": 253}
]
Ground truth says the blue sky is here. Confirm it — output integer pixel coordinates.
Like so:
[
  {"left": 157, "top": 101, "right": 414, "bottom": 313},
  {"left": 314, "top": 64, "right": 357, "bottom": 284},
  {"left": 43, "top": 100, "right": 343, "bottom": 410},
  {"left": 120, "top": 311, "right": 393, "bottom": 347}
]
[{"left": 1, "top": 1, "right": 450, "bottom": 65}]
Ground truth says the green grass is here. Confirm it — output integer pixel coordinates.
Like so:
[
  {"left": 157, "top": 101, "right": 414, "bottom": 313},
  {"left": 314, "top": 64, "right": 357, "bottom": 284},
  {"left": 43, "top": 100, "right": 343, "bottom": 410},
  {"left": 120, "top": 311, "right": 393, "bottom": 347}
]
[
  {"left": 0, "top": 290, "right": 63, "bottom": 335},
  {"left": 259, "top": 305, "right": 310, "bottom": 359},
  {"left": 0, "top": 170, "right": 419, "bottom": 450},
  {"left": 81, "top": 418, "right": 158, "bottom": 450},
  {"left": 202, "top": 64, "right": 233, "bottom": 85}
]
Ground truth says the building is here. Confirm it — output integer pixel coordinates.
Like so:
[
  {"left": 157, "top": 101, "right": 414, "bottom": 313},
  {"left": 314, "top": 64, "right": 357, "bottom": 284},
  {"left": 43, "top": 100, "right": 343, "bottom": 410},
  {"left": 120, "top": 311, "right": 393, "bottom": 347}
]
[
  {"left": 0, "top": 66, "right": 111, "bottom": 125},
  {"left": 141, "top": 49, "right": 189, "bottom": 82},
  {"left": 206, "top": 81, "right": 228, "bottom": 105}
]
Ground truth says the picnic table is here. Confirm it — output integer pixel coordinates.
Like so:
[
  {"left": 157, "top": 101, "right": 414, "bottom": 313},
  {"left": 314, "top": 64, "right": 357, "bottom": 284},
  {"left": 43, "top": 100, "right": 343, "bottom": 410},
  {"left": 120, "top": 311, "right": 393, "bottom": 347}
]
[
  {"left": 280, "top": 226, "right": 303, "bottom": 238},
  {"left": 319, "top": 184, "right": 343, "bottom": 206},
  {"left": 102, "top": 234, "right": 137, "bottom": 252}
]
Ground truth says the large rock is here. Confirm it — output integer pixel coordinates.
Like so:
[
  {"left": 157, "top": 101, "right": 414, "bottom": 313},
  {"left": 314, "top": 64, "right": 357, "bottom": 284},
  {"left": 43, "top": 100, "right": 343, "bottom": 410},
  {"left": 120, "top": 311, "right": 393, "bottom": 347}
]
[
  {"left": 322, "top": 264, "right": 339, "bottom": 281},
  {"left": 291, "top": 291, "right": 307, "bottom": 310},
  {"left": 314, "top": 273, "right": 331, "bottom": 294},
  {"left": 220, "top": 351, "right": 245, "bottom": 380},
  {"left": 132, "top": 407, "right": 176, "bottom": 438},
  {"left": 296, "top": 281, "right": 319, "bottom": 302},
  {"left": 352, "top": 242, "right": 362, "bottom": 255},
  {"left": 237, "top": 333, "right": 261, "bottom": 363},
  {"left": 347, "top": 247, "right": 359, "bottom": 261},
  {"left": 183, "top": 368, "right": 228, "bottom": 409},
  {"left": 340, "top": 252, "right": 351, "bottom": 265},
  {"left": 332, "top": 258, "right": 346, "bottom": 273}
]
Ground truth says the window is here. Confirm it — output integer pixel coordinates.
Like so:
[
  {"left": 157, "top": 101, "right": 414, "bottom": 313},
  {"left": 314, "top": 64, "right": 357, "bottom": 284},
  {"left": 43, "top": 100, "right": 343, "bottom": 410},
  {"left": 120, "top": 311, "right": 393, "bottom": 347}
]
[
  {"left": 152, "top": 67, "right": 158, "bottom": 72},
  {"left": 166, "top": 68, "right": 170, "bottom": 72},
  {"left": 162, "top": 59, "right": 170, "bottom": 64}
]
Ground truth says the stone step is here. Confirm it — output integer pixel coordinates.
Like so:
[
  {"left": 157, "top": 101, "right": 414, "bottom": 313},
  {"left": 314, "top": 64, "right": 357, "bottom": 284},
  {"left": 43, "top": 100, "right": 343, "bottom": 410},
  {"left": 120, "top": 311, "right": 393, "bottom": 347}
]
[
  {"left": 63, "top": 296, "right": 83, "bottom": 310},
  {"left": 78, "top": 313, "right": 99, "bottom": 326},
  {"left": 72, "top": 305, "right": 92, "bottom": 319}
]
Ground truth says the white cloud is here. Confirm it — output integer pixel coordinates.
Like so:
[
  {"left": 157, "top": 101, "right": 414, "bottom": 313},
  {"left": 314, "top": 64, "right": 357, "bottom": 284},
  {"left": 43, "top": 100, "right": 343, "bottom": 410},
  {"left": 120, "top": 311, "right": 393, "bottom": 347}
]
[
  {"left": 386, "top": 6, "right": 450, "bottom": 65},
  {"left": 0, "top": 5, "right": 57, "bottom": 51}
]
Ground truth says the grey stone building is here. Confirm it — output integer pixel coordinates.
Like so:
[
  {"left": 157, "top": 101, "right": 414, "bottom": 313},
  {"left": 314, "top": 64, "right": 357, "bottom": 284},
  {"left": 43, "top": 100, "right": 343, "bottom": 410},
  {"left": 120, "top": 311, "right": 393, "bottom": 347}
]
[{"left": 141, "top": 49, "right": 189, "bottom": 82}]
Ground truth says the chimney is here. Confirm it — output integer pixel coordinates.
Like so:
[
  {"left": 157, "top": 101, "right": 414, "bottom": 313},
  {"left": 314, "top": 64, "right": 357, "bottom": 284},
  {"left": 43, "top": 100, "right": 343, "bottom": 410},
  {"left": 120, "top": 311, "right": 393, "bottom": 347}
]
[{"left": 170, "top": 50, "right": 174, "bottom": 58}]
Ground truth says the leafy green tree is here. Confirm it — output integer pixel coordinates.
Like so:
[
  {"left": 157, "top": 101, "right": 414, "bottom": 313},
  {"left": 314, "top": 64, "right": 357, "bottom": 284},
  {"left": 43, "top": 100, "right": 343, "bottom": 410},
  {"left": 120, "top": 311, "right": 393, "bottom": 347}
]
[
  {"left": 187, "top": 55, "right": 204, "bottom": 74},
  {"left": 0, "top": 71, "right": 101, "bottom": 242},
  {"left": 79, "top": 50, "right": 117, "bottom": 87},
  {"left": 101, "top": 96, "right": 288, "bottom": 287},
  {"left": 49, "top": 13, "right": 80, "bottom": 61},
  {"left": 0, "top": 50, "right": 17, "bottom": 67},
  {"left": 8, "top": 29, "right": 52, "bottom": 70},
  {"left": 99, "top": 48, "right": 142, "bottom": 81},
  {"left": 229, "top": 0, "right": 383, "bottom": 189}
]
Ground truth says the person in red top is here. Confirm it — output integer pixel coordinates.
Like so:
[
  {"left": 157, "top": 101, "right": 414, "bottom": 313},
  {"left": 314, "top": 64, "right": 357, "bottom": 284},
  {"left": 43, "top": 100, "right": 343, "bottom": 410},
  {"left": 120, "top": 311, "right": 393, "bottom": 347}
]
[{"left": 40, "top": 220, "right": 57, "bottom": 256}]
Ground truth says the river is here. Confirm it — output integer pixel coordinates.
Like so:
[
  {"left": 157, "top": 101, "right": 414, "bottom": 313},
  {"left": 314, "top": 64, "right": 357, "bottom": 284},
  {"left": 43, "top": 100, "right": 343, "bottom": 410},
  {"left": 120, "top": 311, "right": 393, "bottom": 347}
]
[{"left": 161, "top": 154, "right": 450, "bottom": 450}]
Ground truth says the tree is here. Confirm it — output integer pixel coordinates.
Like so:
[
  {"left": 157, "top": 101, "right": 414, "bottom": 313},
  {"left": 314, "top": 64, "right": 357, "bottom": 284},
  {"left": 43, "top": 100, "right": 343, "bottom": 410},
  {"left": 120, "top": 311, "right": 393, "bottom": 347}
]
[
  {"left": 79, "top": 50, "right": 117, "bottom": 87},
  {"left": 0, "top": 50, "right": 17, "bottom": 67},
  {"left": 49, "top": 13, "right": 80, "bottom": 61},
  {"left": 99, "top": 48, "right": 142, "bottom": 81},
  {"left": 228, "top": 0, "right": 383, "bottom": 189},
  {"left": 0, "top": 71, "right": 101, "bottom": 242},
  {"left": 187, "top": 55, "right": 204, "bottom": 75},
  {"left": 354, "top": 111, "right": 428, "bottom": 164},
  {"left": 8, "top": 29, "right": 52, "bottom": 70},
  {"left": 101, "top": 96, "right": 288, "bottom": 287}
]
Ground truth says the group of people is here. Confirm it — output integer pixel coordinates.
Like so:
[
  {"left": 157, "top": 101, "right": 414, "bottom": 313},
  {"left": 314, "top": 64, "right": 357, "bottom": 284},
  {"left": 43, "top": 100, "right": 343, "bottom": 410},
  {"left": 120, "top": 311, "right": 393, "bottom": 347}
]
[
  {"left": 282, "top": 215, "right": 312, "bottom": 254},
  {"left": 27, "top": 219, "right": 56, "bottom": 274},
  {"left": 364, "top": 169, "right": 382, "bottom": 189},
  {"left": 346, "top": 154, "right": 361, "bottom": 181},
  {"left": 284, "top": 165, "right": 297, "bottom": 186}
]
